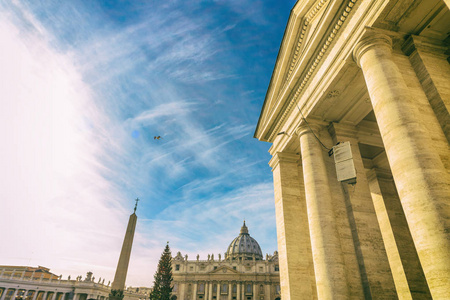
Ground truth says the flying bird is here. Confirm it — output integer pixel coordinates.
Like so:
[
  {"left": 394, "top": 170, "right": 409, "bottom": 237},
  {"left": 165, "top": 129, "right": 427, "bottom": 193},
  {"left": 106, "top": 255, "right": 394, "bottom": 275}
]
[{"left": 154, "top": 136, "right": 163, "bottom": 140}]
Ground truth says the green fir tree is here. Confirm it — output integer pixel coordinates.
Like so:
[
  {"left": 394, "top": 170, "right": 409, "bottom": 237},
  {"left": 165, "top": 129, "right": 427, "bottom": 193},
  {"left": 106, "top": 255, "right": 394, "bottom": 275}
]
[{"left": 150, "top": 243, "right": 173, "bottom": 300}]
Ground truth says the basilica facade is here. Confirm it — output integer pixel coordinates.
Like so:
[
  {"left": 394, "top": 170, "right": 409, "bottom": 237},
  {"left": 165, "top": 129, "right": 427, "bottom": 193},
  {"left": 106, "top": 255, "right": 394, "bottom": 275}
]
[{"left": 171, "top": 222, "right": 280, "bottom": 300}]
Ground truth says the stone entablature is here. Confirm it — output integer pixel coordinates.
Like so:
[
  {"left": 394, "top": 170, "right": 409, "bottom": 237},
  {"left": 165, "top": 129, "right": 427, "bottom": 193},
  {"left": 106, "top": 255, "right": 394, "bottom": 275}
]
[{"left": 172, "top": 252, "right": 279, "bottom": 275}]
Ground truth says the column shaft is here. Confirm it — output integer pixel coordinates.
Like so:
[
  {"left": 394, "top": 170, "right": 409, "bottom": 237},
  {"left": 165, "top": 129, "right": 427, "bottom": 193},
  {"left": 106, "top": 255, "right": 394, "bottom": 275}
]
[
  {"left": 192, "top": 283, "right": 197, "bottom": 300},
  {"left": 208, "top": 283, "right": 212, "bottom": 300},
  {"left": 298, "top": 126, "right": 348, "bottom": 299},
  {"left": 354, "top": 33, "right": 450, "bottom": 299},
  {"left": 227, "top": 283, "right": 232, "bottom": 300},
  {"left": 0, "top": 289, "right": 7, "bottom": 300},
  {"left": 269, "top": 152, "right": 315, "bottom": 300}
]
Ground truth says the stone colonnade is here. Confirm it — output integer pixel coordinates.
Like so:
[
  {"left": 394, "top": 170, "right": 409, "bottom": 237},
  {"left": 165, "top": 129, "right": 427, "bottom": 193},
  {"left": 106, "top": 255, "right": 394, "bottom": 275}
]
[
  {"left": 0, "top": 271, "right": 112, "bottom": 300},
  {"left": 0, "top": 288, "right": 95, "bottom": 300},
  {"left": 177, "top": 281, "right": 279, "bottom": 300},
  {"left": 271, "top": 32, "right": 449, "bottom": 300}
]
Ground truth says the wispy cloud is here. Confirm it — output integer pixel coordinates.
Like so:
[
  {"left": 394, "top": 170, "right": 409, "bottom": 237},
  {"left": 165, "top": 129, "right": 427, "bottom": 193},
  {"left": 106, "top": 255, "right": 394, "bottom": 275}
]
[{"left": 0, "top": 0, "right": 290, "bottom": 288}]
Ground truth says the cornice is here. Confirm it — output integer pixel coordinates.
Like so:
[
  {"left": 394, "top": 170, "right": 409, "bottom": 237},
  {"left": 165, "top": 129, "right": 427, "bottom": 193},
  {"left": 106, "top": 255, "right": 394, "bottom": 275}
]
[{"left": 267, "top": 0, "right": 358, "bottom": 142}]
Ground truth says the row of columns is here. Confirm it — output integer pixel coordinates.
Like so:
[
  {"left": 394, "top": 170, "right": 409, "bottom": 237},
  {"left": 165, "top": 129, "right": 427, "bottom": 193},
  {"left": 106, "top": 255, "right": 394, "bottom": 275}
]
[
  {"left": 354, "top": 33, "right": 450, "bottom": 299},
  {"left": 0, "top": 289, "right": 67, "bottom": 300},
  {"left": 271, "top": 32, "right": 449, "bottom": 299},
  {"left": 181, "top": 281, "right": 276, "bottom": 300}
]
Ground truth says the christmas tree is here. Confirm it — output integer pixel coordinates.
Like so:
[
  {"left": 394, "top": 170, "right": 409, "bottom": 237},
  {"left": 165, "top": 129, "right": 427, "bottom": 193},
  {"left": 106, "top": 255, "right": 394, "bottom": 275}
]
[{"left": 150, "top": 243, "right": 173, "bottom": 300}]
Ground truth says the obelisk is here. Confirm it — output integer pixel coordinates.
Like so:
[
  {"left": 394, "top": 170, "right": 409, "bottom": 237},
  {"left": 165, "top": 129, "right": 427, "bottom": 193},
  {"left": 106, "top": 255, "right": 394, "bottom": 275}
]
[{"left": 109, "top": 198, "right": 139, "bottom": 300}]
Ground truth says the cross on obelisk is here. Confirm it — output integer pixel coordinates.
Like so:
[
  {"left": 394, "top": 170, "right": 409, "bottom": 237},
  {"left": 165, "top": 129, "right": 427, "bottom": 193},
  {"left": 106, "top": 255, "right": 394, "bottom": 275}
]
[
  {"left": 134, "top": 198, "right": 139, "bottom": 213},
  {"left": 110, "top": 199, "right": 139, "bottom": 300}
]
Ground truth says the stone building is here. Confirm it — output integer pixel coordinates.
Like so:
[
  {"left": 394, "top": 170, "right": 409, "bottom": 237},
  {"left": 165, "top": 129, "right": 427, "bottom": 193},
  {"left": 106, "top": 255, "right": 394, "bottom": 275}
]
[
  {"left": 0, "top": 266, "right": 147, "bottom": 300},
  {"left": 171, "top": 222, "right": 280, "bottom": 300},
  {"left": 254, "top": 0, "right": 450, "bottom": 299}
]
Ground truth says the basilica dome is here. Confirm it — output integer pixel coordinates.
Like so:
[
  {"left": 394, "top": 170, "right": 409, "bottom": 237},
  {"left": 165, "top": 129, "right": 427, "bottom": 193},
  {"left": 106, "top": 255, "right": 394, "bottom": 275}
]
[{"left": 225, "top": 221, "right": 263, "bottom": 261}]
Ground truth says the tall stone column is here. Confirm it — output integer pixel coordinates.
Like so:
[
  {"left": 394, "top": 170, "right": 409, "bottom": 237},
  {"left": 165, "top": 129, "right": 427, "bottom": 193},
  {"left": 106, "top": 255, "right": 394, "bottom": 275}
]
[
  {"left": 328, "top": 123, "right": 397, "bottom": 298},
  {"left": 11, "top": 290, "right": 19, "bottom": 300},
  {"left": 265, "top": 284, "right": 270, "bottom": 300},
  {"left": 269, "top": 152, "right": 315, "bottom": 300},
  {"left": 236, "top": 283, "right": 240, "bottom": 300},
  {"left": 0, "top": 289, "right": 7, "bottom": 300},
  {"left": 192, "top": 283, "right": 197, "bottom": 300},
  {"left": 208, "top": 282, "right": 213, "bottom": 300},
  {"left": 353, "top": 33, "right": 450, "bottom": 299},
  {"left": 204, "top": 282, "right": 208, "bottom": 300},
  {"left": 297, "top": 124, "right": 348, "bottom": 299},
  {"left": 227, "top": 283, "right": 232, "bottom": 300}
]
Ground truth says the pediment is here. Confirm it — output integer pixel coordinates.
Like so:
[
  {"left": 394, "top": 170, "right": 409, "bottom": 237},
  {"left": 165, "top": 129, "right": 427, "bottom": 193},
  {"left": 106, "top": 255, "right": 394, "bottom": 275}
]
[
  {"left": 208, "top": 266, "right": 239, "bottom": 274},
  {"left": 255, "top": 0, "right": 354, "bottom": 142}
]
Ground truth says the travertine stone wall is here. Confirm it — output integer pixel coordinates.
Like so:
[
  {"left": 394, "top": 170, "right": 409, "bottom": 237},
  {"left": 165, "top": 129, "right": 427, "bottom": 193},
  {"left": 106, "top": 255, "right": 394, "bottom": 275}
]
[
  {"left": 270, "top": 152, "right": 316, "bottom": 300},
  {"left": 353, "top": 33, "right": 450, "bottom": 299},
  {"left": 329, "top": 124, "right": 397, "bottom": 299},
  {"left": 367, "top": 169, "right": 431, "bottom": 300}
]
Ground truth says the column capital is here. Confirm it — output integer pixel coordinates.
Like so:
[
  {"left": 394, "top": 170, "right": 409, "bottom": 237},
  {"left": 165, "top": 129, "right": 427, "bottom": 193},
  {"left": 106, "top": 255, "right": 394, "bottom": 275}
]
[
  {"left": 353, "top": 33, "right": 392, "bottom": 67},
  {"left": 269, "top": 152, "right": 299, "bottom": 170},
  {"left": 295, "top": 123, "right": 322, "bottom": 138}
]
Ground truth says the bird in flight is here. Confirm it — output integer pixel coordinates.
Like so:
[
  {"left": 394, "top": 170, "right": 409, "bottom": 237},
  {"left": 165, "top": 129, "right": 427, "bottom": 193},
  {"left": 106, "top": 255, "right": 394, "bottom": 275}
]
[{"left": 154, "top": 136, "right": 163, "bottom": 140}]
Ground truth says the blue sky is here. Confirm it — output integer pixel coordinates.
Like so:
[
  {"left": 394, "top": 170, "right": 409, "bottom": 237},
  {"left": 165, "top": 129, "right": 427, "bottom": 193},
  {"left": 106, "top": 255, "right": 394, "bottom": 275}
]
[{"left": 0, "top": 0, "right": 295, "bottom": 287}]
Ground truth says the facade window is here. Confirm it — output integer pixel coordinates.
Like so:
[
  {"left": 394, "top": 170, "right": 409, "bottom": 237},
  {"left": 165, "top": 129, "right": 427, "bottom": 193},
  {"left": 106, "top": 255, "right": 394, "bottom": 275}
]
[
  {"left": 222, "top": 284, "right": 228, "bottom": 293},
  {"left": 259, "top": 266, "right": 263, "bottom": 272},
  {"left": 173, "top": 283, "right": 178, "bottom": 292},
  {"left": 175, "top": 264, "right": 180, "bottom": 271},
  {"left": 214, "top": 266, "right": 217, "bottom": 270},
  {"left": 198, "top": 283, "right": 205, "bottom": 292},
  {"left": 188, "top": 284, "right": 192, "bottom": 292},
  {"left": 246, "top": 284, "right": 252, "bottom": 293},
  {"left": 276, "top": 285, "right": 280, "bottom": 294},
  {"left": 233, "top": 284, "right": 237, "bottom": 293},
  {"left": 190, "top": 266, "right": 193, "bottom": 271},
  {"left": 274, "top": 265, "right": 279, "bottom": 271},
  {"left": 233, "top": 266, "right": 236, "bottom": 270},
  {"left": 259, "top": 285, "right": 264, "bottom": 294},
  {"left": 213, "top": 285, "right": 217, "bottom": 292}
]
